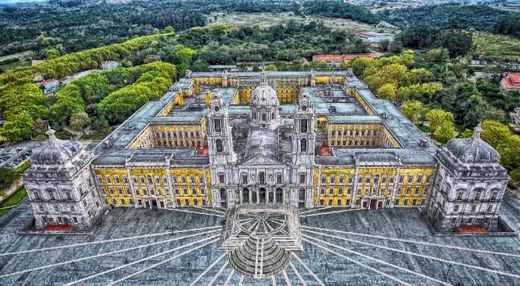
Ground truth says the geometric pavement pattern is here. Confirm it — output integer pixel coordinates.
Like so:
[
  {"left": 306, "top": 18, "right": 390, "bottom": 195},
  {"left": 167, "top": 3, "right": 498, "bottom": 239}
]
[{"left": 2, "top": 194, "right": 520, "bottom": 285}]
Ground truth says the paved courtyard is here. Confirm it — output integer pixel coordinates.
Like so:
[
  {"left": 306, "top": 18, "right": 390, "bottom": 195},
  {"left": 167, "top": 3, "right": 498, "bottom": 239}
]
[{"left": 1, "top": 195, "right": 520, "bottom": 285}]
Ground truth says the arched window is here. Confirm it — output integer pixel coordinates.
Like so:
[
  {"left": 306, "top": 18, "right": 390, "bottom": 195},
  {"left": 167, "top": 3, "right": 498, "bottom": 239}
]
[
  {"left": 474, "top": 188, "right": 483, "bottom": 201},
  {"left": 491, "top": 190, "right": 499, "bottom": 201},
  {"left": 242, "top": 188, "right": 250, "bottom": 203},
  {"left": 301, "top": 138, "right": 307, "bottom": 152},
  {"left": 216, "top": 139, "right": 223, "bottom": 152},
  {"left": 456, "top": 190, "right": 464, "bottom": 200},
  {"left": 262, "top": 113, "right": 267, "bottom": 122}
]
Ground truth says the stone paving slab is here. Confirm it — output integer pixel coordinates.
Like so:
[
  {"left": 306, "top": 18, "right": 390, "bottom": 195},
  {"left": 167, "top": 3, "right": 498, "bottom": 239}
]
[{"left": 1, "top": 198, "right": 520, "bottom": 285}]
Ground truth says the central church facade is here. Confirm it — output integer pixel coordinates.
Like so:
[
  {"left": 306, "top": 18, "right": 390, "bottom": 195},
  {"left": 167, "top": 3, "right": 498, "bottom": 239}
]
[{"left": 208, "top": 76, "right": 315, "bottom": 209}]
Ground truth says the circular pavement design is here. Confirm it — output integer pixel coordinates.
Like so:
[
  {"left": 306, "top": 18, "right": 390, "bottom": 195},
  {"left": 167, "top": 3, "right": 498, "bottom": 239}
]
[{"left": 2, "top": 201, "right": 520, "bottom": 285}]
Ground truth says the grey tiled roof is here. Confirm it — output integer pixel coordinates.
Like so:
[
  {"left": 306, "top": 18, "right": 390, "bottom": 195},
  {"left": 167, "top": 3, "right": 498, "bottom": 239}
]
[{"left": 92, "top": 71, "right": 438, "bottom": 168}]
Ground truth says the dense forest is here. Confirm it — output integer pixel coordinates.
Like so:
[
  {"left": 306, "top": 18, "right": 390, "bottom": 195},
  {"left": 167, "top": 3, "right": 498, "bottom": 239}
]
[
  {"left": 382, "top": 4, "right": 520, "bottom": 37},
  {"left": 177, "top": 22, "right": 352, "bottom": 68},
  {"left": 0, "top": 21, "right": 354, "bottom": 141},
  {"left": 0, "top": 0, "right": 378, "bottom": 59}
]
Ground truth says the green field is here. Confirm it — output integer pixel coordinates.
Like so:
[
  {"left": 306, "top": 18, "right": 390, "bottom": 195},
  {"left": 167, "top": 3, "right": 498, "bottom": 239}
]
[
  {"left": 0, "top": 50, "right": 34, "bottom": 70},
  {"left": 208, "top": 12, "right": 387, "bottom": 33},
  {"left": 0, "top": 187, "right": 27, "bottom": 217},
  {"left": 473, "top": 32, "right": 520, "bottom": 62}
]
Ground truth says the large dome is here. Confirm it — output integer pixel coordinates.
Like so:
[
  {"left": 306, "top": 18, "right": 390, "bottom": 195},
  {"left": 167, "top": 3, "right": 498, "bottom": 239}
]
[
  {"left": 446, "top": 124, "right": 500, "bottom": 164},
  {"left": 251, "top": 75, "right": 279, "bottom": 107},
  {"left": 31, "top": 129, "right": 82, "bottom": 165}
]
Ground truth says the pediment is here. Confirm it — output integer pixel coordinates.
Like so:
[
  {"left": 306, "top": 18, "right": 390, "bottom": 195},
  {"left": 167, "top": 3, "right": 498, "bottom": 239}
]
[{"left": 241, "top": 154, "right": 283, "bottom": 166}]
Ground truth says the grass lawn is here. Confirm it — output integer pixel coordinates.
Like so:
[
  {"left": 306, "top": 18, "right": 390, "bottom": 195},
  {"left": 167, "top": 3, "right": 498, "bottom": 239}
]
[
  {"left": 207, "top": 12, "right": 389, "bottom": 34},
  {"left": 0, "top": 187, "right": 27, "bottom": 217},
  {"left": 417, "top": 123, "right": 431, "bottom": 133},
  {"left": 473, "top": 32, "right": 520, "bottom": 62},
  {"left": 14, "top": 161, "right": 31, "bottom": 174}
]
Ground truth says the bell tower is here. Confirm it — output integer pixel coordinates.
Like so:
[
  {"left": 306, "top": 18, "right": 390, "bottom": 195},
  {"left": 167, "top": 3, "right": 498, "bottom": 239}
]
[
  {"left": 207, "top": 89, "right": 237, "bottom": 208},
  {"left": 292, "top": 93, "right": 315, "bottom": 165},
  {"left": 207, "top": 89, "right": 236, "bottom": 165},
  {"left": 291, "top": 93, "right": 316, "bottom": 208}
]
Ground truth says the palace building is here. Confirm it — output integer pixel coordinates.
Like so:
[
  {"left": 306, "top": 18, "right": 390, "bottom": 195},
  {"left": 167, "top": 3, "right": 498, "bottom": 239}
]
[{"left": 24, "top": 70, "right": 508, "bottom": 234}]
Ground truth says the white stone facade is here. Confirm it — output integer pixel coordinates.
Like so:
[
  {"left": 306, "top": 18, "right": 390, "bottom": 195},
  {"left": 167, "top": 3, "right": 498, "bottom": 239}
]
[{"left": 24, "top": 130, "right": 105, "bottom": 231}]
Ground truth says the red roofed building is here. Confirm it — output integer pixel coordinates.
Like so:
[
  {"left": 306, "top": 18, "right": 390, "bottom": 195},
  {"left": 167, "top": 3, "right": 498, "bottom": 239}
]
[
  {"left": 312, "top": 54, "right": 343, "bottom": 63},
  {"left": 501, "top": 72, "right": 520, "bottom": 90}
]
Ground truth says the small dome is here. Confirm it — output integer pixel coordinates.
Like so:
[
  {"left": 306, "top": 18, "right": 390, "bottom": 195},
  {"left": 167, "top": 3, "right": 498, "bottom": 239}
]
[
  {"left": 446, "top": 124, "right": 500, "bottom": 164},
  {"left": 251, "top": 74, "right": 279, "bottom": 107},
  {"left": 32, "top": 129, "right": 82, "bottom": 165}
]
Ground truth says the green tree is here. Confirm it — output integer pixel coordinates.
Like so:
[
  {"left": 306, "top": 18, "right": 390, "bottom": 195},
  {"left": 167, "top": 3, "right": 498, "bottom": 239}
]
[
  {"left": 433, "top": 122, "right": 456, "bottom": 143},
  {"left": 424, "top": 48, "right": 449, "bottom": 63},
  {"left": 265, "top": 64, "right": 278, "bottom": 71},
  {"left": 481, "top": 120, "right": 512, "bottom": 148},
  {"left": 0, "top": 111, "right": 34, "bottom": 141},
  {"left": 400, "top": 100, "right": 425, "bottom": 123},
  {"left": 497, "top": 135, "right": 520, "bottom": 170},
  {"left": 164, "top": 26, "right": 175, "bottom": 33},
  {"left": 45, "top": 48, "right": 60, "bottom": 59},
  {"left": 426, "top": 109, "right": 454, "bottom": 133},
  {"left": 0, "top": 168, "right": 17, "bottom": 186},
  {"left": 377, "top": 83, "right": 398, "bottom": 100},
  {"left": 69, "top": 111, "right": 90, "bottom": 131},
  {"left": 459, "top": 129, "right": 473, "bottom": 138},
  {"left": 510, "top": 168, "right": 520, "bottom": 185}
]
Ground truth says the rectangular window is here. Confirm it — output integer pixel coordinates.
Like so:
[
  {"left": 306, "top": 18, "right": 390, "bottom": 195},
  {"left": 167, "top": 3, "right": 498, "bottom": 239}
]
[
  {"left": 242, "top": 175, "right": 248, "bottom": 184},
  {"left": 299, "top": 174, "right": 306, "bottom": 184},
  {"left": 259, "top": 172, "right": 265, "bottom": 184},
  {"left": 219, "top": 174, "right": 225, "bottom": 184},
  {"left": 277, "top": 174, "right": 282, "bottom": 184}
]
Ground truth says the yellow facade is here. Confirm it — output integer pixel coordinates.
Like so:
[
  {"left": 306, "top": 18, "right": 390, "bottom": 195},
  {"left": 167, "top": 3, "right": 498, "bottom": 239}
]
[
  {"left": 94, "top": 167, "right": 212, "bottom": 208},
  {"left": 327, "top": 123, "right": 401, "bottom": 148},
  {"left": 170, "top": 168, "right": 212, "bottom": 207},
  {"left": 128, "top": 119, "right": 207, "bottom": 150},
  {"left": 314, "top": 75, "right": 344, "bottom": 85},
  {"left": 194, "top": 76, "right": 222, "bottom": 86},
  {"left": 233, "top": 86, "right": 299, "bottom": 105},
  {"left": 158, "top": 90, "right": 189, "bottom": 116},
  {"left": 313, "top": 166, "right": 435, "bottom": 208}
]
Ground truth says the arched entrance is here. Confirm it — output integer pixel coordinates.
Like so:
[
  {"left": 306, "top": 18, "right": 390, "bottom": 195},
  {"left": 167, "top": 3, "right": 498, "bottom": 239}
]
[
  {"left": 252, "top": 191, "right": 258, "bottom": 204},
  {"left": 220, "top": 188, "right": 227, "bottom": 208},
  {"left": 259, "top": 188, "right": 266, "bottom": 204},
  {"left": 275, "top": 188, "right": 283, "bottom": 204}
]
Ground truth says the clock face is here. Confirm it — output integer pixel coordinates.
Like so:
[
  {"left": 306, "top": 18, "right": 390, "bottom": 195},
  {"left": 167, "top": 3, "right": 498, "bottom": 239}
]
[{"left": 302, "top": 106, "right": 307, "bottom": 111}]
